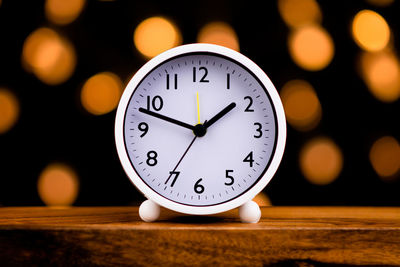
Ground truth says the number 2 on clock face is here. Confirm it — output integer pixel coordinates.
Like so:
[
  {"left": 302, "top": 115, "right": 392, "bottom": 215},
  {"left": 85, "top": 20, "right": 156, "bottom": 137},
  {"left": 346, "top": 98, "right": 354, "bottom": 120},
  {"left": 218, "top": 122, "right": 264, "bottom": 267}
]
[{"left": 123, "top": 53, "right": 278, "bottom": 207}]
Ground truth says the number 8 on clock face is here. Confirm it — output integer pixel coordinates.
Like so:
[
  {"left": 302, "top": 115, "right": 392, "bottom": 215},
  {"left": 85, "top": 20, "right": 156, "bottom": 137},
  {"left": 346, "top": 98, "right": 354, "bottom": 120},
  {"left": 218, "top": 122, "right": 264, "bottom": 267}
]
[{"left": 115, "top": 44, "right": 286, "bottom": 219}]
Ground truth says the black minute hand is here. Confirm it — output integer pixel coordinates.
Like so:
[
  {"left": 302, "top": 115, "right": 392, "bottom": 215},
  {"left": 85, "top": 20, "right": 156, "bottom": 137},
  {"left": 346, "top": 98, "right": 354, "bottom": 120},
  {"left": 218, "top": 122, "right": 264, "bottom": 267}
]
[
  {"left": 139, "top": 108, "right": 195, "bottom": 131},
  {"left": 204, "top": 102, "right": 236, "bottom": 129}
]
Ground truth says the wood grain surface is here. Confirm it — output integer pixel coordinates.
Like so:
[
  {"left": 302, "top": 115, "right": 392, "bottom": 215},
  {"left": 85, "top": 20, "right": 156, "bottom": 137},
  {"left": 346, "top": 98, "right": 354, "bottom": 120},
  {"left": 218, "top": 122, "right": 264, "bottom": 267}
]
[{"left": 0, "top": 206, "right": 399, "bottom": 266}]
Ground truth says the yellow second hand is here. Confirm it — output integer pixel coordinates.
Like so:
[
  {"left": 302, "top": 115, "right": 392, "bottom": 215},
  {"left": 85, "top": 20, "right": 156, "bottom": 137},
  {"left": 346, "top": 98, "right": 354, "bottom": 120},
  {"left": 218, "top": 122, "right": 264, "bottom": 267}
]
[{"left": 196, "top": 91, "right": 201, "bottom": 124}]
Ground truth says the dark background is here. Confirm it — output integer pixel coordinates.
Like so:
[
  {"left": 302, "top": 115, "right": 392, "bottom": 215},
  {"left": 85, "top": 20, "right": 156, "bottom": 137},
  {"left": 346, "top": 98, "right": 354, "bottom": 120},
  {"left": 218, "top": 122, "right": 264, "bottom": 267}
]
[{"left": 0, "top": 0, "right": 398, "bottom": 206}]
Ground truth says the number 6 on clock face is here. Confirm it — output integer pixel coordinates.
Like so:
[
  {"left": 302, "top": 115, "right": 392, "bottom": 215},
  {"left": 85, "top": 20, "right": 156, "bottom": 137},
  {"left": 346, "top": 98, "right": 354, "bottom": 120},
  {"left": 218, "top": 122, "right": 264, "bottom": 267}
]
[{"left": 115, "top": 44, "right": 286, "bottom": 216}]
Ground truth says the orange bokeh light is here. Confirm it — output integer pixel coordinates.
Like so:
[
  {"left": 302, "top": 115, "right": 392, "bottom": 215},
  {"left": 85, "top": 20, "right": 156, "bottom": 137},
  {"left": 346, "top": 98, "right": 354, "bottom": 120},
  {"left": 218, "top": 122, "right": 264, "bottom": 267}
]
[
  {"left": 366, "top": 0, "right": 394, "bottom": 6},
  {"left": 253, "top": 192, "right": 272, "bottom": 207},
  {"left": 300, "top": 137, "right": 343, "bottom": 185},
  {"left": 280, "top": 80, "right": 322, "bottom": 131},
  {"left": 197, "top": 21, "right": 239, "bottom": 51},
  {"left": 369, "top": 136, "right": 400, "bottom": 180},
  {"left": 22, "top": 27, "right": 76, "bottom": 85},
  {"left": 288, "top": 24, "right": 334, "bottom": 71},
  {"left": 278, "top": 0, "right": 322, "bottom": 28},
  {"left": 360, "top": 50, "right": 400, "bottom": 102},
  {"left": 37, "top": 163, "right": 79, "bottom": 207},
  {"left": 134, "top": 16, "right": 182, "bottom": 58},
  {"left": 0, "top": 89, "right": 19, "bottom": 134},
  {"left": 352, "top": 10, "right": 390, "bottom": 52},
  {"left": 81, "top": 72, "right": 123, "bottom": 115},
  {"left": 45, "top": 0, "right": 86, "bottom": 25}
]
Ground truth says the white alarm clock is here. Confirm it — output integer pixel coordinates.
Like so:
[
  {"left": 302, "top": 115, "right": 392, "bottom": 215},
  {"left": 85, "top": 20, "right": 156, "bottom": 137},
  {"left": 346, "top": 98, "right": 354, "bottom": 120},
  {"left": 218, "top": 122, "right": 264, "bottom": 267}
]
[{"left": 115, "top": 44, "right": 286, "bottom": 223}]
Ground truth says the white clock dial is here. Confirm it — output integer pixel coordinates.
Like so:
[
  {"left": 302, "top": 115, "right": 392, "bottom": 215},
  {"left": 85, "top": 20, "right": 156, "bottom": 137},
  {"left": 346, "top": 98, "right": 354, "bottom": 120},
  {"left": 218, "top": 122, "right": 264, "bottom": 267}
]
[{"left": 122, "top": 52, "right": 277, "bottom": 207}]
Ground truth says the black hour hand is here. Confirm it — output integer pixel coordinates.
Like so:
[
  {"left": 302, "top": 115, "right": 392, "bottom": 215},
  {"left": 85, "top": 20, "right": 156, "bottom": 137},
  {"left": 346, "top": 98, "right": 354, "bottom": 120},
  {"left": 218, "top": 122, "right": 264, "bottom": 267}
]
[{"left": 204, "top": 102, "right": 236, "bottom": 129}]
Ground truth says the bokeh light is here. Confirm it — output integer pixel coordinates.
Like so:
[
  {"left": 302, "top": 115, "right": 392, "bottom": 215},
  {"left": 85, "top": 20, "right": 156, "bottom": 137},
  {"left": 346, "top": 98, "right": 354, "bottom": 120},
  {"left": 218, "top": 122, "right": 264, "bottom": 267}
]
[
  {"left": 300, "top": 137, "right": 343, "bottom": 185},
  {"left": 280, "top": 79, "right": 322, "bottom": 131},
  {"left": 197, "top": 21, "right": 240, "bottom": 51},
  {"left": 22, "top": 27, "right": 76, "bottom": 85},
  {"left": 81, "top": 72, "right": 123, "bottom": 115},
  {"left": 134, "top": 16, "right": 182, "bottom": 58},
  {"left": 0, "top": 89, "right": 19, "bottom": 134},
  {"left": 352, "top": 10, "right": 390, "bottom": 52},
  {"left": 278, "top": 0, "right": 322, "bottom": 28},
  {"left": 253, "top": 192, "right": 272, "bottom": 206},
  {"left": 369, "top": 136, "right": 400, "bottom": 181},
  {"left": 360, "top": 50, "right": 400, "bottom": 102},
  {"left": 45, "top": 0, "right": 86, "bottom": 25},
  {"left": 288, "top": 24, "right": 334, "bottom": 71},
  {"left": 366, "top": 0, "right": 394, "bottom": 8},
  {"left": 37, "top": 163, "right": 79, "bottom": 207}
]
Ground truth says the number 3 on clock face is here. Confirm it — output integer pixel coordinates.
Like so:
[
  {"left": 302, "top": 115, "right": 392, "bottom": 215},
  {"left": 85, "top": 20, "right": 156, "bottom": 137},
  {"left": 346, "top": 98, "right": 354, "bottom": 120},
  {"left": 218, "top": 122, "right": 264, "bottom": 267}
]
[{"left": 115, "top": 44, "right": 286, "bottom": 215}]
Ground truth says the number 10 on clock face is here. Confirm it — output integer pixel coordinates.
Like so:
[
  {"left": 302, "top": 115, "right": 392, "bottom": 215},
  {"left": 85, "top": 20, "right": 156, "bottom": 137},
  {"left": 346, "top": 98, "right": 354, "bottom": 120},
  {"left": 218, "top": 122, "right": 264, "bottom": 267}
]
[{"left": 116, "top": 45, "right": 285, "bottom": 213}]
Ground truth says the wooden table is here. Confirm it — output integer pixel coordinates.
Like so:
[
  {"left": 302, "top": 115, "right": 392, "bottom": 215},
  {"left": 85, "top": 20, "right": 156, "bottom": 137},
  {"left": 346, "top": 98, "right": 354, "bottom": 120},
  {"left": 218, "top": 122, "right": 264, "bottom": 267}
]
[{"left": 0, "top": 207, "right": 399, "bottom": 266}]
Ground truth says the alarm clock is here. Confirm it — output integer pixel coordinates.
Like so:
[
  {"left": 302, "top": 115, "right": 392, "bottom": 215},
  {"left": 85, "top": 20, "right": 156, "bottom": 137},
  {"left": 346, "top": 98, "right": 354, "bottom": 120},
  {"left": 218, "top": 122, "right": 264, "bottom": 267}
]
[{"left": 115, "top": 44, "right": 286, "bottom": 223}]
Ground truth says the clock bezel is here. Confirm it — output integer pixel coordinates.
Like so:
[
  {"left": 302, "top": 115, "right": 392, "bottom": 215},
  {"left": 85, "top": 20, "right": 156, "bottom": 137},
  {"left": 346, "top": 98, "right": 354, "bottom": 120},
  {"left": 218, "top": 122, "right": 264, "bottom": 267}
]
[{"left": 115, "top": 43, "right": 286, "bottom": 215}]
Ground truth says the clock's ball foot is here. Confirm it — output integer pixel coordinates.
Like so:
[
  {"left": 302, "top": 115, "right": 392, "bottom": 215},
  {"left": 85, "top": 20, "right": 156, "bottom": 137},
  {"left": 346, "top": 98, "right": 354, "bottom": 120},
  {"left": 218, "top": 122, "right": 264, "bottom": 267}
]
[
  {"left": 139, "top": 199, "right": 160, "bottom": 222},
  {"left": 239, "top": 200, "right": 261, "bottom": 223}
]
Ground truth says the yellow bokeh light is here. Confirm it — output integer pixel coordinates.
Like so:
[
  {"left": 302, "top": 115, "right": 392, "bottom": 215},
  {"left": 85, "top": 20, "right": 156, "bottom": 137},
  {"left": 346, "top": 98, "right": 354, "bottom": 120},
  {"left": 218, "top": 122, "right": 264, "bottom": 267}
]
[
  {"left": 288, "top": 24, "right": 334, "bottom": 71},
  {"left": 197, "top": 21, "right": 240, "bottom": 51},
  {"left": 370, "top": 136, "right": 400, "bottom": 180},
  {"left": 280, "top": 80, "right": 322, "bottom": 131},
  {"left": 278, "top": 0, "right": 322, "bottom": 28},
  {"left": 352, "top": 10, "right": 390, "bottom": 52},
  {"left": 22, "top": 27, "right": 76, "bottom": 85},
  {"left": 134, "top": 16, "right": 182, "bottom": 59},
  {"left": 45, "top": 0, "right": 86, "bottom": 25},
  {"left": 0, "top": 89, "right": 19, "bottom": 134},
  {"left": 81, "top": 72, "right": 123, "bottom": 115},
  {"left": 360, "top": 50, "right": 400, "bottom": 102},
  {"left": 37, "top": 163, "right": 79, "bottom": 207},
  {"left": 253, "top": 192, "right": 272, "bottom": 207},
  {"left": 300, "top": 137, "right": 343, "bottom": 185}
]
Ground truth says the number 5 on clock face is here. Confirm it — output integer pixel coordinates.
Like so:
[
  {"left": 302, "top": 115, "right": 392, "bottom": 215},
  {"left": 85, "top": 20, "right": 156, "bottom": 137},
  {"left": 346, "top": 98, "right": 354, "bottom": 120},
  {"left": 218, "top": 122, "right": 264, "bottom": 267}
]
[{"left": 115, "top": 44, "right": 286, "bottom": 215}]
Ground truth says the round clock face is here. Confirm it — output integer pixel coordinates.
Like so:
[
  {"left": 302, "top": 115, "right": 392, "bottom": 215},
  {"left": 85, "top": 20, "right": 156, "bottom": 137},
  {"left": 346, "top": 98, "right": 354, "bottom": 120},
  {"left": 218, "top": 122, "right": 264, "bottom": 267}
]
[{"left": 115, "top": 44, "right": 286, "bottom": 214}]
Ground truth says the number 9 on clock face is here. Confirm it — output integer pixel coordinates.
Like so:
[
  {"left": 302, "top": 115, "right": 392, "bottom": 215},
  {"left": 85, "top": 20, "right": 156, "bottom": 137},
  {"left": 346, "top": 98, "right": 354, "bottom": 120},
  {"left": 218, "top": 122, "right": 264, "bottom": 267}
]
[{"left": 115, "top": 44, "right": 286, "bottom": 215}]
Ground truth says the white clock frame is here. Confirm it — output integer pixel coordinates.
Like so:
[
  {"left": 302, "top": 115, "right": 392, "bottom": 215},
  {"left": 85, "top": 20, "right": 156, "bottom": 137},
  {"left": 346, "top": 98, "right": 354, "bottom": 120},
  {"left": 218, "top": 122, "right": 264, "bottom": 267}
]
[{"left": 115, "top": 43, "right": 286, "bottom": 223}]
